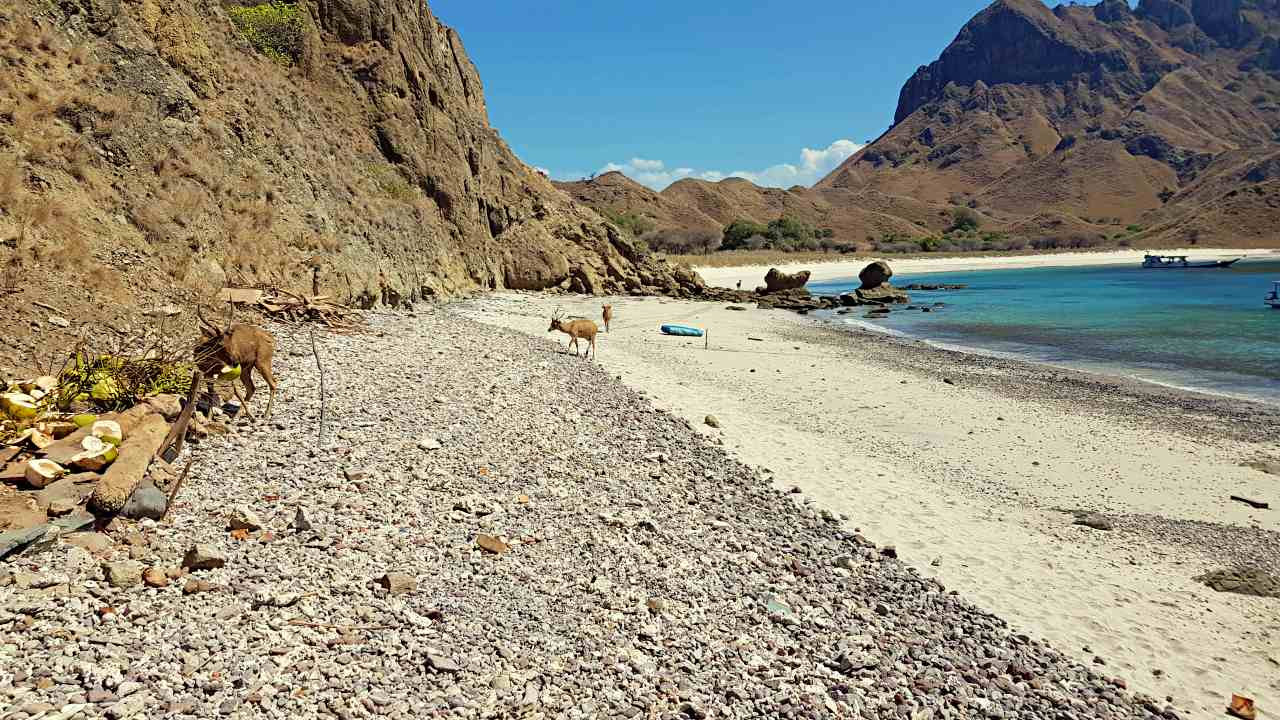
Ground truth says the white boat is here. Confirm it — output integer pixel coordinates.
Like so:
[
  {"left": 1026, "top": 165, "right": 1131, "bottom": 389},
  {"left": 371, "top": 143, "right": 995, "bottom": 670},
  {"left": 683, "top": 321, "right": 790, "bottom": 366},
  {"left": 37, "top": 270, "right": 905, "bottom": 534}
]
[
  {"left": 1142, "top": 254, "right": 1241, "bottom": 269},
  {"left": 1267, "top": 281, "right": 1280, "bottom": 309}
]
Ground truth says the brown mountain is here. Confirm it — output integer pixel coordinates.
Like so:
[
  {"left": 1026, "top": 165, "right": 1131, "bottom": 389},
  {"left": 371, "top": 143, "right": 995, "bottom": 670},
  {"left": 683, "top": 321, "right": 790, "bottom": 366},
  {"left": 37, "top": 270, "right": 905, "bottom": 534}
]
[
  {"left": 820, "top": 0, "right": 1280, "bottom": 247},
  {"left": 0, "top": 0, "right": 701, "bottom": 370},
  {"left": 565, "top": 0, "right": 1280, "bottom": 250}
]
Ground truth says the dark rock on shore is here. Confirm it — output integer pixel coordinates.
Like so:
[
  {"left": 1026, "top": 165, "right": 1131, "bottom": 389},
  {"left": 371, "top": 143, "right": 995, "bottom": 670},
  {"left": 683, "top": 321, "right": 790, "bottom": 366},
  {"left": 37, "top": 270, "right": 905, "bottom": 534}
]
[
  {"left": 764, "top": 268, "right": 812, "bottom": 292},
  {"left": 905, "top": 283, "right": 969, "bottom": 291},
  {"left": 1196, "top": 568, "right": 1280, "bottom": 598}
]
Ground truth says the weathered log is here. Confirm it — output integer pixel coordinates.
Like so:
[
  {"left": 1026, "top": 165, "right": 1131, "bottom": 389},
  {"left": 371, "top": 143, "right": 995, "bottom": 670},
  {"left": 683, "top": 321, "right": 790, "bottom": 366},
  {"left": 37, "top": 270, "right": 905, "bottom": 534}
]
[{"left": 89, "top": 414, "right": 169, "bottom": 515}]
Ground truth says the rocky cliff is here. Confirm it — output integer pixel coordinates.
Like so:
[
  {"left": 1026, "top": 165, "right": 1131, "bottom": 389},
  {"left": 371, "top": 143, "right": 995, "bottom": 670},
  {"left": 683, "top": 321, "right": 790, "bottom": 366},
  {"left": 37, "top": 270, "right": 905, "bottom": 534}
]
[{"left": 0, "top": 0, "right": 701, "bottom": 345}]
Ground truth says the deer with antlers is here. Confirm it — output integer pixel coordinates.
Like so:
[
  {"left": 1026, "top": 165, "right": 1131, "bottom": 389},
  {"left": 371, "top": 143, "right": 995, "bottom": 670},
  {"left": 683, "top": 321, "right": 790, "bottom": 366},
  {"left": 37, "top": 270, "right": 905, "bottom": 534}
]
[
  {"left": 548, "top": 308, "right": 598, "bottom": 360},
  {"left": 194, "top": 308, "right": 278, "bottom": 421}
]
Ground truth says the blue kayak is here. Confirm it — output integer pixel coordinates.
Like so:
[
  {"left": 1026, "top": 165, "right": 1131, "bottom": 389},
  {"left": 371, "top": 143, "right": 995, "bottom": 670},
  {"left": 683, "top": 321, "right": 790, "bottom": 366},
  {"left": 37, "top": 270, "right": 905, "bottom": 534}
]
[{"left": 660, "top": 324, "right": 704, "bottom": 337}]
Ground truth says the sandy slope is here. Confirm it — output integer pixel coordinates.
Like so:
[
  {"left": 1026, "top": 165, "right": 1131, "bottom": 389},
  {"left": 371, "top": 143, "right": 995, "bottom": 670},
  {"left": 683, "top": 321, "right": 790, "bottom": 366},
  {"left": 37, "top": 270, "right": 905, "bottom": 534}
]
[
  {"left": 458, "top": 292, "right": 1280, "bottom": 720},
  {"left": 694, "top": 248, "right": 1275, "bottom": 288}
]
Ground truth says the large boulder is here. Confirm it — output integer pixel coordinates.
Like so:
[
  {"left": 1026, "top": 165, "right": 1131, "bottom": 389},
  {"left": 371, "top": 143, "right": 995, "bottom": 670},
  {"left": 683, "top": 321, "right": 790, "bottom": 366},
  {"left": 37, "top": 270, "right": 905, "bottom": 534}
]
[
  {"left": 763, "top": 268, "right": 811, "bottom": 293},
  {"left": 855, "top": 261, "right": 909, "bottom": 304},
  {"left": 858, "top": 261, "right": 894, "bottom": 290}
]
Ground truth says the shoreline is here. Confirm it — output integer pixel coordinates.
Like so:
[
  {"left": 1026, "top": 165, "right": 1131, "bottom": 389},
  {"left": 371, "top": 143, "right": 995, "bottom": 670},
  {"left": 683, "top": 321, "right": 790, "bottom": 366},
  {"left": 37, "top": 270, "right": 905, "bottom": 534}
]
[
  {"left": 457, "top": 291, "right": 1280, "bottom": 718},
  {"left": 693, "top": 247, "right": 1275, "bottom": 287},
  {"left": 824, "top": 310, "right": 1280, "bottom": 410}
]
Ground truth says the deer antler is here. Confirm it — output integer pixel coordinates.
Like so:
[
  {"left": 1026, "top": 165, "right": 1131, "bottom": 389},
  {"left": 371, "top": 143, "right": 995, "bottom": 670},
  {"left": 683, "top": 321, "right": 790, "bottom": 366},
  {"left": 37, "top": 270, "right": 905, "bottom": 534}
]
[{"left": 195, "top": 306, "right": 222, "bottom": 336}]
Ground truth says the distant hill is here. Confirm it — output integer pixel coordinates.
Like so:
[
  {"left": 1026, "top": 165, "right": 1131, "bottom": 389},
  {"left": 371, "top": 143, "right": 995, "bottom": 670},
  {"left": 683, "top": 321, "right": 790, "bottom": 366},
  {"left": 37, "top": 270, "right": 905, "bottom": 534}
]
[{"left": 565, "top": 0, "right": 1280, "bottom": 251}]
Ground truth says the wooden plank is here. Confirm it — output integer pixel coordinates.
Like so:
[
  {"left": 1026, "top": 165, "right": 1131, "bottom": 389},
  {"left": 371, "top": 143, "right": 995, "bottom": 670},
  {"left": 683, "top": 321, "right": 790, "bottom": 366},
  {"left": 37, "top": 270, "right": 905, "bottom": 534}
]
[{"left": 219, "top": 287, "right": 264, "bottom": 304}]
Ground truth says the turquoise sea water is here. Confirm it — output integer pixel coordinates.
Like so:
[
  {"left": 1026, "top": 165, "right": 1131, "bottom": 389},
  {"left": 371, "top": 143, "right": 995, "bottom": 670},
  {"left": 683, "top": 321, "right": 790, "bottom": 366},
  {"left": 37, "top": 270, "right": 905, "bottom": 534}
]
[{"left": 810, "top": 258, "right": 1280, "bottom": 404}]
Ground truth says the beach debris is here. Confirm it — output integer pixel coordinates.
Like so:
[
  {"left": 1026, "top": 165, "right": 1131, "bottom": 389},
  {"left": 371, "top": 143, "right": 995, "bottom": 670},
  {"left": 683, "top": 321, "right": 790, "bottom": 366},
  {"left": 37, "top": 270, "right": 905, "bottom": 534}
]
[
  {"left": 1230, "top": 495, "right": 1269, "bottom": 510},
  {"left": 25, "top": 459, "right": 67, "bottom": 488},
  {"left": 943, "top": 378, "right": 956, "bottom": 386},
  {"left": 1228, "top": 694, "right": 1257, "bottom": 720},
  {"left": 1, "top": 392, "right": 39, "bottom": 419},
  {"left": 1195, "top": 568, "right": 1280, "bottom": 598},
  {"left": 747, "top": 336, "right": 764, "bottom": 342},
  {"left": 220, "top": 286, "right": 356, "bottom": 327},
  {"left": 726, "top": 305, "right": 747, "bottom": 311},
  {"left": 69, "top": 436, "right": 118, "bottom": 472},
  {"left": 704, "top": 415, "right": 721, "bottom": 429}
]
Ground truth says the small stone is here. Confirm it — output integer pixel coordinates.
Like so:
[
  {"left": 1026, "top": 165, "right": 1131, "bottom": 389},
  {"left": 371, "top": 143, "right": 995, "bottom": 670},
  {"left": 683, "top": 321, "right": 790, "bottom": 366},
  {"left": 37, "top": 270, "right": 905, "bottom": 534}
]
[
  {"left": 102, "top": 560, "right": 144, "bottom": 588},
  {"left": 143, "top": 567, "right": 169, "bottom": 588},
  {"left": 427, "top": 654, "right": 461, "bottom": 673},
  {"left": 942, "top": 378, "right": 956, "bottom": 386},
  {"left": 418, "top": 437, "right": 443, "bottom": 451},
  {"left": 48, "top": 315, "right": 71, "bottom": 328},
  {"left": 476, "top": 534, "right": 509, "bottom": 554},
  {"left": 64, "top": 532, "right": 113, "bottom": 554},
  {"left": 228, "top": 506, "right": 263, "bottom": 532},
  {"left": 291, "top": 507, "right": 313, "bottom": 532},
  {"left": 182, "top": 544, "right": 227, "bottom": 571},
  {"left": 183, "top": 579, "right": 215, "bottom": 595},
  {"left": 343, "top": 468, "right": 369, "bottom": 482},
  {"left": 704, "top": 415, "right": 721, "bottom": 429},
  {"left": 1074, "top": 514, "right": 1113, "bottom": 531},
  {"left": 880, "top": 546, "right": 898, "bottom": 559},
  {"left": 930, "top": 557, "right": 942, "bottom": 566},
  {"left": 88, "top": 689, "right": 115, "bottom": 703},
  {"left": 378, "top": 572, "right": 417, "bottom": 595}
]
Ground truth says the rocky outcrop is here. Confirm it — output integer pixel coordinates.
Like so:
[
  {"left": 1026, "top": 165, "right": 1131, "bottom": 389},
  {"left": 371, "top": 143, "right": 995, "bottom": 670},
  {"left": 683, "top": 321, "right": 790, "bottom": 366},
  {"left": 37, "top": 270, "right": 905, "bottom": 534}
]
[
  {"left": 858, "top": 261, "right": 894, "bottom": 290},
  {"left": 763, "top": 268, "right": 812, "bottom": 293},
  {"left": 853, "top": 262, "right": 910, "bottom": 305}
]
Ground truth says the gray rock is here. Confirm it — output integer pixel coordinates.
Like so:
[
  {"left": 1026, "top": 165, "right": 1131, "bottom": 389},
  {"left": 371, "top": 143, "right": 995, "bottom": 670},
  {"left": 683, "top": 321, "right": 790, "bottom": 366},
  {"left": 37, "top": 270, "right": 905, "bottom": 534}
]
[
  {"left": 120, "top": 481, "right": 167, "bottom": 521},
  {"left": 102, "top": 561, "right": 144, "bottom": 588},
  {"left": 182, "top": 544, "right": 227, "bottom": 571}
]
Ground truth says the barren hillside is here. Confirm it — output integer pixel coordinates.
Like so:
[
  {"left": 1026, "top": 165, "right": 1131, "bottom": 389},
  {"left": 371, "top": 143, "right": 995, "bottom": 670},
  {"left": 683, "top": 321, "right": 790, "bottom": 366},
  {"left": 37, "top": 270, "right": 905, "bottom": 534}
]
[
  {"left": 0, "top": 0, "right": 702, "bottom": 374},
  {"left": 566, "top": 0, "right": 1280, "bottom": 251}
]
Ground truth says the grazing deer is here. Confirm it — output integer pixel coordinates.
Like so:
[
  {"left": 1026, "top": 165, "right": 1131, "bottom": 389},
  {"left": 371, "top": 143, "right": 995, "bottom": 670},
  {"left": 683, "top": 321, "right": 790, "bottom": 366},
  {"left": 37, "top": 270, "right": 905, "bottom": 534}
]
[
  {"left": 602, "top": 304, "right": 613, "bottom": 333},
  {"left": 548, "top": 309, "right": 598, "bottom": 360},
  {"left": 194, "top": 308, "right": 278, "bottom": 421}
]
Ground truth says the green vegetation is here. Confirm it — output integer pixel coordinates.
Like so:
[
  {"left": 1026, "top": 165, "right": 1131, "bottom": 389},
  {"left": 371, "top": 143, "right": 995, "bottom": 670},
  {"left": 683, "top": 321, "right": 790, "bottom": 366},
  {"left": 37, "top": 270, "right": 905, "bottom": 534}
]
[
  {"left": 948, "top": 207, "right": 981, "bottom": 233},
  {"left": 1124, "top": 224, "right": 1143, "bottom": 233},
  {"left": 369, "top": 165, "right": 414, "bottom": 202},
  {"left": 229, "top": 1, "right": 304, "bottom": 65},
  {"left": 604, "top": 211, "right": 657, "bottom": 238},
  {"left": 720, "top": 216, "right": 835, "bottom": 252}
]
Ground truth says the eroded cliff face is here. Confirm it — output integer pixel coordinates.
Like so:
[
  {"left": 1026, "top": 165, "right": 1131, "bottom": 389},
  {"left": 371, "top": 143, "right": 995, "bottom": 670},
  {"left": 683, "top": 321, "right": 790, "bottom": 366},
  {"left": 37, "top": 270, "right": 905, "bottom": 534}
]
[{"left": 0, "top": 0, "right": 701, "bottom": 330}]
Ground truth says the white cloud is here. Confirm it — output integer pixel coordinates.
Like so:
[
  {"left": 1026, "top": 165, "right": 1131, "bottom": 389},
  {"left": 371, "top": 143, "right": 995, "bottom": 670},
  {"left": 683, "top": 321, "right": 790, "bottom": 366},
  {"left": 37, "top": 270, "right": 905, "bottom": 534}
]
[{"left": 591, "top": 140, "right": 863, "bottom": 191}]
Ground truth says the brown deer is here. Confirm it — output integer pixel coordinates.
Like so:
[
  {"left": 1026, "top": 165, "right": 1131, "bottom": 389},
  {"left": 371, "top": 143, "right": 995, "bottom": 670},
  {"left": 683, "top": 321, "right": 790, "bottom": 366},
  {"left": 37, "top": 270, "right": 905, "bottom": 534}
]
[
  {"left": 548, "top": 309, "right": 598, "bottom": 359},
  {"left": 194, "top": 308, "right": 278, "bottom": 421},
  {"left": 601, "top": 304, "right": 613, "bottom": 333}
]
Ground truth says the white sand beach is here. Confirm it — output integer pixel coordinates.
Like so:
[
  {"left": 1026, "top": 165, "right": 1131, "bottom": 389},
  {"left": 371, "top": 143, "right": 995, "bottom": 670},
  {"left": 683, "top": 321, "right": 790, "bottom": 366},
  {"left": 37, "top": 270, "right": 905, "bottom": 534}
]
[
  {"left": 459, "top": 291, "right": 1280, "bottom": 719},
  {"left": 696, "top": 248, "right": 1275, "bottom": 289}
]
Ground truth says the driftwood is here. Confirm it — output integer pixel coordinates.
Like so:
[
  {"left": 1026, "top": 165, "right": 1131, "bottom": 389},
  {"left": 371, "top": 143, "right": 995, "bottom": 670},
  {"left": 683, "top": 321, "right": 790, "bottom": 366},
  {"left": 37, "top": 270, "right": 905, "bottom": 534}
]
[
  {"left": 88, "top": 413, "right": 169, "bottom": 514},
  {"left": 159, "top": 458, "right": 194, "bottom": 523},
  {"left": 310, "top": 327, "right": 326, "bottom": 444},
  {"left": 1230, "top": 495, "right": 1269, "bottom": 510},
  {"left": 220, "top": 286, "right": 355, "bottom": 328},
  {"left": 157, "top": 369, "right": 202, "bottom": 463}
]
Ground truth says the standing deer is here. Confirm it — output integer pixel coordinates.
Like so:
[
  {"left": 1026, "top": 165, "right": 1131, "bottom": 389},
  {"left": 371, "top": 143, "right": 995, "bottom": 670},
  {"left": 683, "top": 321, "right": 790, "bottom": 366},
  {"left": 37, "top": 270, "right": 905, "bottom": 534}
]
[
  {"left": 601, "top": 304, "right": 613, "bottom": 333},
  {"left": 548, "top": 309, "right": 598, "bottom": 360},
  {"left": 194, "top": 308, "right": 278, "bottom": 421}
]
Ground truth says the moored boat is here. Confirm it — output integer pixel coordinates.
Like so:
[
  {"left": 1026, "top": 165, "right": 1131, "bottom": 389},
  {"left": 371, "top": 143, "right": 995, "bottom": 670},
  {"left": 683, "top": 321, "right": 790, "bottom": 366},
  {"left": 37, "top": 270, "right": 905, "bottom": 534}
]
[
  {"left": 1141, "top": 254, "right": 1241, "bottom": 269},
  {"left": 1267, "top": 281, "right": 1280, "bottom": 309}
]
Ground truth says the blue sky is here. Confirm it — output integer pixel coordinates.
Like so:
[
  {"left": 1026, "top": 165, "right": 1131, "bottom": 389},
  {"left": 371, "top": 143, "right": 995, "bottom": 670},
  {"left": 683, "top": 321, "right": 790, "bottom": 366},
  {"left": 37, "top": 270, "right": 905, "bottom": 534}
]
[{"left": 430, "top": 1, "right": 1079, "bottom": 190}]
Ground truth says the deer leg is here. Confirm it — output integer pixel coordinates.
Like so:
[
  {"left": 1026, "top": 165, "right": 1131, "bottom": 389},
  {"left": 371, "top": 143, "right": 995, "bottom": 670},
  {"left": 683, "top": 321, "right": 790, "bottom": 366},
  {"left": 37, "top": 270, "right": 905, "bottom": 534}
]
[
  {"left": 590, "top": 335, "right": 596, "bottom": 360},
  {"left": 237, "top": 366, "right": 258, "bottom": 422},
  {"left": 257, "top": 361, "right": 278, "bottom": 419}
]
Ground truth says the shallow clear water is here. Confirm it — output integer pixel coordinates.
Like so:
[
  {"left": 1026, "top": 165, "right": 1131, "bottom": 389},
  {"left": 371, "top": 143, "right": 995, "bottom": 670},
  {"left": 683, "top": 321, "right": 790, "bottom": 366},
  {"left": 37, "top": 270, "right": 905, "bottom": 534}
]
[{"left": 811, "top": 259, "right": 1280, "bottom": 404}]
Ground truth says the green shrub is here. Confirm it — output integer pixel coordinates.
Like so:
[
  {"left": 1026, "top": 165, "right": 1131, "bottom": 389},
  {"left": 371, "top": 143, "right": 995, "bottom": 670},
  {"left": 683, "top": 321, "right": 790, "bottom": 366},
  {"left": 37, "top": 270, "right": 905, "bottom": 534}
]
[
  {"left": 229, "top": 2, "right": 303, "bottom": 65},
  {"left": 948, "top": 207, "right": 981, "bottom": 233},
  {"left": 1125, "top": 224, "right": 1143, "bottom": 233},
  {"left": 604, "top": 211, "right": 657, "bottom": 238},
  {"left": 721, "top": 219, "right": 769, "bottom": 250}
]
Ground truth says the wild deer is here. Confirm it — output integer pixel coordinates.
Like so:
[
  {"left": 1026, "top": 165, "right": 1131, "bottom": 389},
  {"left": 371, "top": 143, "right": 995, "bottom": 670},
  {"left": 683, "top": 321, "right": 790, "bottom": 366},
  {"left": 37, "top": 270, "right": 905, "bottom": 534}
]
[
  {"left": 194, "top": 308, "right": 278, "bottom": 421},
  {"left": 601, "top": 304, "right": 613, "bottom": 333},
  {"left": 548, "top": 309, "right": 598, "bottom": 359}
]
